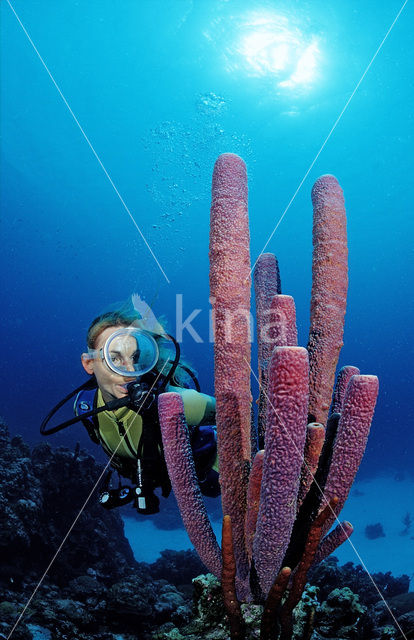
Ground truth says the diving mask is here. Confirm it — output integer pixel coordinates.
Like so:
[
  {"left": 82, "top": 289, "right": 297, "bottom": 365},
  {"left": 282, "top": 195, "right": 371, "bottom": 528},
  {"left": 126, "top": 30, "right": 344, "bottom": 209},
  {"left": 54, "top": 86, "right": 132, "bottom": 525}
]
[{"left": 86, "top": 327, "right": 159, "bottom": 378}]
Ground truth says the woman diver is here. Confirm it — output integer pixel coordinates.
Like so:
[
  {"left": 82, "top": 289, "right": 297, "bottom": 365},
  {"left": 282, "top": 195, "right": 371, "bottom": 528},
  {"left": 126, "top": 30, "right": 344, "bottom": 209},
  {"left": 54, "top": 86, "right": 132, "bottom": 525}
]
[{"left": 41, "top": 307, "right": 220, "bottom": 514}]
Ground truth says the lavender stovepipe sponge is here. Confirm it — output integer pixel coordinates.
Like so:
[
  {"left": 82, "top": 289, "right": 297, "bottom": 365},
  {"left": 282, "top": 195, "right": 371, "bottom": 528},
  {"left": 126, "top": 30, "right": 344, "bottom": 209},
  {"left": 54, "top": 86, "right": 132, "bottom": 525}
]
[
  {"left": 158, "top": 392, "right": 222, "bottom": 578},
  {"left": 253, "top": 346, "right": 309, "bottom": 595},
  {"left": 209, "top": 153, "right": 252, "bottom": 579},
  {"left": 308, "top": 175, "right": 348, "bottom": 426},
  {"left": 321, "top": 374, "right": 379, "bottom": 533}
]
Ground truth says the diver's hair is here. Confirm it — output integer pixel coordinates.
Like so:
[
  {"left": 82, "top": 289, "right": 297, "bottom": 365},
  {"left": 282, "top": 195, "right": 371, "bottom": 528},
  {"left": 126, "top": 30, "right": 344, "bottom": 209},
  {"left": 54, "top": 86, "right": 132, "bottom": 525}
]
[
  {"left": 86, "top": 309, "right": 197, "bottom": 388},
  {"left": 86, "top": 311, "right": 141, "bottom": 349}
]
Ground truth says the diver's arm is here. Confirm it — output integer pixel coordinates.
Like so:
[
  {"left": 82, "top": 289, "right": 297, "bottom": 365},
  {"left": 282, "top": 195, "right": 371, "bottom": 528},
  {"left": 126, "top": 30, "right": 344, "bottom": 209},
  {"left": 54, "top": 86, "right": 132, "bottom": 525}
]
[
  {"left": 167, "top": 386, "right": 216, "bottom": 426},
  {"left": 194, "top": 392, "right": 216, "bottom": 425}
]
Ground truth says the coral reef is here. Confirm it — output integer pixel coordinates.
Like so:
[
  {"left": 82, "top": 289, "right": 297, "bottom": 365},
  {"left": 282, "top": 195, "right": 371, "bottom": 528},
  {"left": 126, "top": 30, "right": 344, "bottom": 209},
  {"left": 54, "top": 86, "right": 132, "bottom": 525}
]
[
  {"left": 148, "top": 549, "right": 205, "bottom": 593},
  {"left": 0, "top": 382, "right": 410, "bottom": 638},
  {"left": 315, "top": 586, "right": 366, "bottom": 637},
  {"left": 0, "top": 421, "right": 201, "bottom": 640},
  {"left": 0, "top": 421, "right": 134, "bottom": 587},
  {"left": 308, "top": 557, "right": 410, "bottom": 607},
  {"left": 307, "top": 556, "right": 413, "bottom": 639},
  {"left": 152, "top": 566, "right": 413, "bottom": 640},
  {"left": 158, "top": 153, "right": 380, "bottom": 637}
]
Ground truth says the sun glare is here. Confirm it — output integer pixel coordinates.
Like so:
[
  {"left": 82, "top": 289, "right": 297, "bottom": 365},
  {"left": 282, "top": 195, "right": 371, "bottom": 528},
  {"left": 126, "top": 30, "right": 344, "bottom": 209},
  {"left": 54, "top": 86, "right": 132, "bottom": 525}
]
[{"left": 233, "top": 11, "right": 320, "bottom": 90}]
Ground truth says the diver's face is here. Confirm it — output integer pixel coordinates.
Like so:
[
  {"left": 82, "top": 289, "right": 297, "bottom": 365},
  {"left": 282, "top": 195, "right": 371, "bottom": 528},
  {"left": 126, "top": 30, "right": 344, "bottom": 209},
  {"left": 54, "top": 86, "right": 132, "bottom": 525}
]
[{"left": 81, "top": 326, "right": 136, "bottom": 403}]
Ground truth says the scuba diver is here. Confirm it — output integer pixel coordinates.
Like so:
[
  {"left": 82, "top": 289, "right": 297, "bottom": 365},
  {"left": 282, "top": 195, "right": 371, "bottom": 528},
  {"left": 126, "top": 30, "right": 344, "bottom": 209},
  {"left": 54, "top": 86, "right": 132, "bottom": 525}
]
[{"left": 40, "top": 308, "right": 220, "bottom": 515}]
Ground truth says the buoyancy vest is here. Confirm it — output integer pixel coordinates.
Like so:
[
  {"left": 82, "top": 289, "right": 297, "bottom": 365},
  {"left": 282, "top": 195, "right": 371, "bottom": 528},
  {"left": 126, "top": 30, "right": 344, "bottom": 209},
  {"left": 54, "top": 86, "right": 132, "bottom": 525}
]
[{"left": 74, "top": 386, "right": 220, "bottom": 497}]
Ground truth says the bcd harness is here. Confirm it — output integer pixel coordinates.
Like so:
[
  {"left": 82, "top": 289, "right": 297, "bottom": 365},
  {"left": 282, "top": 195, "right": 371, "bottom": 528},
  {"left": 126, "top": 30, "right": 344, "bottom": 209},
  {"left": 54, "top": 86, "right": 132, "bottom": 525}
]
[
  {"left": 40, "top": 334, "right": 220, "bottom": 515},
  {"left": 74, "top": 385, "right": 219, "bottom": 514}
]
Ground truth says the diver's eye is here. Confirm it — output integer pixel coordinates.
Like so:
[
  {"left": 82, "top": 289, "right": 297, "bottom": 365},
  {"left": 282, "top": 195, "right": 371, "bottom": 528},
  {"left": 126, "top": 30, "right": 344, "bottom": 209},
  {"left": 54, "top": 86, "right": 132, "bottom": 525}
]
[
  {"left": 132, "top": 351, "right": 140, "bottom": 364},
  {"left": 110, "top": 352, "right": 122, "bottom": 366}
]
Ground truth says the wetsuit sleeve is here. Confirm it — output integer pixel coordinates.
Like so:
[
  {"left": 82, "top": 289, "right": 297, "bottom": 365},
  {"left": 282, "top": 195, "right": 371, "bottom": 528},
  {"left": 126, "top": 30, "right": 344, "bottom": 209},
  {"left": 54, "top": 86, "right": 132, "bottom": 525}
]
[{"left": 168, "top": 386, "right": 216, "bottom": 426}]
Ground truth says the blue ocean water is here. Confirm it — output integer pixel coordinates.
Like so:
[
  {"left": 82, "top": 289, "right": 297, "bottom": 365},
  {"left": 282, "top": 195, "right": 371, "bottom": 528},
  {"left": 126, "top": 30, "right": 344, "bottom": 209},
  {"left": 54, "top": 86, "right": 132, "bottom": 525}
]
[{"left": 1, "top": 0, "right": 413, "bottom": 568}]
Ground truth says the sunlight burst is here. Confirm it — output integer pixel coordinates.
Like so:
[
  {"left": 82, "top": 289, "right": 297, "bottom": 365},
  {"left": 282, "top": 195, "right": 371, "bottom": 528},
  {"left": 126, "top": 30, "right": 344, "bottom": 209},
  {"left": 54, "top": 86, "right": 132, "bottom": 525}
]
[{"left": 234, "top": 11, "right": 320, "bottom": 90}]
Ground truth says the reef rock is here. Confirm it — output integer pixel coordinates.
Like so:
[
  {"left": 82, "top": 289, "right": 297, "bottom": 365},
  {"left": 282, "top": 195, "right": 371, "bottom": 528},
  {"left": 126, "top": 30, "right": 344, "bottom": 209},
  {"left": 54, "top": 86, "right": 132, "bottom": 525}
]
[
  {"left": 316, "top": 587, "right": 366, "bottom": 637},
  {"left": 0, "top": 421, "right": 194, "bottom": 640},
  {"left": 0, "top": 420, "right": 135, "bottom": 587}
]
